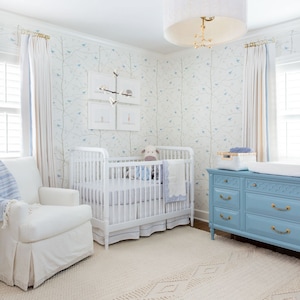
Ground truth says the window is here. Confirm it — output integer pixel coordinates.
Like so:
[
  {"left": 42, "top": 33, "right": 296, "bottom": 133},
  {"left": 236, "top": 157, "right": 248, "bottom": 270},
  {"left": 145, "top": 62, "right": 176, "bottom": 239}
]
[
  {"left": 0, "top": 62, "right": 21, "bottom": 158},
  {"left": 276, "top": 60, "right": 300, "bottom": 162}
]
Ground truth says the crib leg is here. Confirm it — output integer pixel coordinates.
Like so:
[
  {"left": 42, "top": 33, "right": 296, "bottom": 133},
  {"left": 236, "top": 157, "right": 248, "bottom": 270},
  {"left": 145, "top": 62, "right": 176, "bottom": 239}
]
[
  {"left": 190, "top": 217, "right": 194, "bottom": 227},
  {"left": 105, "top": 233, "right": 109, "bottom": 250}
]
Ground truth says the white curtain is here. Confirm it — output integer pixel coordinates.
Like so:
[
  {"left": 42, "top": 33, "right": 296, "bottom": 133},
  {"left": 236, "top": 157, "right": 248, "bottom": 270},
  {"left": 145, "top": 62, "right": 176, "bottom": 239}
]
[
  {"left": 242, "top": 42, "right": 277, "bottom": 162},
  {"left": 20, "top": 34, "right": 57, "bottom": 187}
]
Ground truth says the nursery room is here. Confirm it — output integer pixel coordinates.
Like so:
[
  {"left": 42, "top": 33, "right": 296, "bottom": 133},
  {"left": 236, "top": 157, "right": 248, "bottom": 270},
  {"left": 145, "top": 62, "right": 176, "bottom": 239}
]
[{"left": 1, "top": 0, "right": 300, "bottom": 299}]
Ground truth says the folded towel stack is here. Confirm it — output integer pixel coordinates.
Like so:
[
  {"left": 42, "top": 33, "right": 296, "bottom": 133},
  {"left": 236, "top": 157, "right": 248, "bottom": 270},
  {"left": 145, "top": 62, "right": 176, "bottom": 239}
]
[{"left": 229, "top": 147, "right": 253, "bottom": 153}]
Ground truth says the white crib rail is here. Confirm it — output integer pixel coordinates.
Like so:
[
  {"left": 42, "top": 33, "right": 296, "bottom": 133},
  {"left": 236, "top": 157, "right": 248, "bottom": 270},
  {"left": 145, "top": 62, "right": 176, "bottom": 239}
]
[
  {"left": 70, "top": 147, "right": 108, "bottom": 221},
  {"left": 156, "top": 145, "right": 194, "bottom": 160}
]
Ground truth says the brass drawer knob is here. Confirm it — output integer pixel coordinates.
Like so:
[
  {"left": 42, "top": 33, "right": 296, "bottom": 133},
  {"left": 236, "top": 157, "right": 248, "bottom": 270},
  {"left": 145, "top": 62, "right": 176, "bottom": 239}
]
[
  {"left": 220, "top": 214, "right": 232, "bottom": 221},
  {"left": 271, "top": 226, "right": 291, "bottom": 235},
  {"left": 251, "top": 183, "right": 257, "bottom": 187},
  {"left": 219, "top": 194, "right": 231, "bottom": 201},
  {"left": 271, "top": 203, "right": 291, "bottom": 211}
]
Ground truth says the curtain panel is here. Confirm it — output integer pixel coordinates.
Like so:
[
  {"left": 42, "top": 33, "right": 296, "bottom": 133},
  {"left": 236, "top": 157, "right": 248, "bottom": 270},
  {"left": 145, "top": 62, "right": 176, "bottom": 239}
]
[
  {"left": 20, "top": 34, "right": 57, "bottom": 187},
  {"left": 242, "top": 42, "right": 277, "bottom": 162}
]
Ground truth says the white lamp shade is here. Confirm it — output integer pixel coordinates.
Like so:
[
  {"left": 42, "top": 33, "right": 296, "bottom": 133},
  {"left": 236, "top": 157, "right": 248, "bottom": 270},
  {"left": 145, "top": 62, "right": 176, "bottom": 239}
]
[{"left": 163, "top": 0, "right": 248, "bottom": 47}]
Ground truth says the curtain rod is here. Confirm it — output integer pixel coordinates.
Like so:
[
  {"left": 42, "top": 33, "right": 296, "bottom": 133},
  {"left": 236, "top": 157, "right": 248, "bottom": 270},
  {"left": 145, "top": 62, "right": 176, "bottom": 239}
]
[
  {"left": 244, "top": 38, "right": 275, "bottom": 48},
  {"left": 19, "top": 27, "right": 50, "bottom": 40}
]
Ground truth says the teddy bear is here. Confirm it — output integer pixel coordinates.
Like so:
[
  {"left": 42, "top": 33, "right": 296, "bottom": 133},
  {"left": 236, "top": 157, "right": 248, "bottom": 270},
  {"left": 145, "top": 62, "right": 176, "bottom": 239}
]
[
  {"left": 139, "top": 145, "right": 161, "bottom": 180},
  {"left": 141, "top": 145, "right": 159, "bottom": 161}
]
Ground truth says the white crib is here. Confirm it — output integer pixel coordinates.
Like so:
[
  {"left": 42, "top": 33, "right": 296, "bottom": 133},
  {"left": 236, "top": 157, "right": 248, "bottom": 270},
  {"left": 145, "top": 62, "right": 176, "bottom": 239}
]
[{"left": 69, "top": 146, "right": 194, "bottom": 249}]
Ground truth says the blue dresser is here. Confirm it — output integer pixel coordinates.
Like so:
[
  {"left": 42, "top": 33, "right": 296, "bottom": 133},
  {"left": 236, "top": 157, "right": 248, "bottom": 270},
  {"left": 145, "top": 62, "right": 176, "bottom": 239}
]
[{"left": 208, "top": 168, "right": 300, "bottom": 252}]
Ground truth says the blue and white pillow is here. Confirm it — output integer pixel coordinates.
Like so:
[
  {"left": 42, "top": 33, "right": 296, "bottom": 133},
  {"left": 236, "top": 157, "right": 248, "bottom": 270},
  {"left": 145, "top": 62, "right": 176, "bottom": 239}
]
[{"left": 0, "top": 161, "right": 20, "bottom": 222}]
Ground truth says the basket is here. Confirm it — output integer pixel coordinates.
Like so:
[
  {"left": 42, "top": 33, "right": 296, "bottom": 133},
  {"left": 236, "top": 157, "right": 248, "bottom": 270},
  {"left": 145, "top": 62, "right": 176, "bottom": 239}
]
[{"left": 216, "top": 152, "right": 256, "bottom": 171}]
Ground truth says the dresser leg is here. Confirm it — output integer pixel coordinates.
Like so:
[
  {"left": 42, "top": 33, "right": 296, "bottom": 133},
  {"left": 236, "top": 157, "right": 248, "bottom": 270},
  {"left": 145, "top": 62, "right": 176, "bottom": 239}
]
[{"left": 210, "top": 228, "right": 215, "bottom": 240}]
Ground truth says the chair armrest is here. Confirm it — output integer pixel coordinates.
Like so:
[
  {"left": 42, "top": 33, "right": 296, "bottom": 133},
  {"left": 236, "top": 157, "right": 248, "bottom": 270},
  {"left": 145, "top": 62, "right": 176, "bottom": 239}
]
[
  {"left": 3, "top": 201, "right": 29, "bottom": 240},
  {"left": 39, "top": 187, "right": 79, "bottom": 206}
]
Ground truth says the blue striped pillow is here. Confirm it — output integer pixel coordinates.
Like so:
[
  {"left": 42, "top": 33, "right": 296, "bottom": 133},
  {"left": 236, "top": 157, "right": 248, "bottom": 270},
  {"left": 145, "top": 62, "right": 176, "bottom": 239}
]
[{"left": 0, "top": 161, "right": 20, "bottom": 221}]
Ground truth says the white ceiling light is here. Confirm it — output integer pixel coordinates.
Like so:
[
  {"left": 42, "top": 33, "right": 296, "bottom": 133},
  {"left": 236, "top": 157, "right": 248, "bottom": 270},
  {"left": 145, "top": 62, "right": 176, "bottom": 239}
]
[{"left": 163, "top": 0, "right": 248, "bottom": 48}]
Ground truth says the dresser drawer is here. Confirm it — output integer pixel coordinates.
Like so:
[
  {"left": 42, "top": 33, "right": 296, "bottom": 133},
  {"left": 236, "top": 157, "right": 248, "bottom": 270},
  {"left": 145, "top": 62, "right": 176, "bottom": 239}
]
[
  {"left": 245, "top": 178, "right": 300, "bottom": 198},
  {"left": 214, "top": 174, "right": 240, "bottom": 189},
  {"left": 214, "top": 207, "right": 240, "bottom": 230},
  {"left": 246, "top": 214, "right": 300, "bottom": 246},
  {"left": 214, "top": 188, "right": 239, "bottom": 209},
  {"left": 246, "top": 193, "right": 300, "bottom": 222}
]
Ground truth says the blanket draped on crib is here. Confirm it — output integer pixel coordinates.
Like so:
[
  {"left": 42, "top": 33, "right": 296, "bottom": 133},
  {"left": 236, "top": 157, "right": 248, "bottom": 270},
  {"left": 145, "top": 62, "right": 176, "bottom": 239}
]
[
  {"left": 0, "top": 161, "right": 20, "bottom": 223},
  {"left": 163, "top": 160, "right": 187, "bottom": 203}
]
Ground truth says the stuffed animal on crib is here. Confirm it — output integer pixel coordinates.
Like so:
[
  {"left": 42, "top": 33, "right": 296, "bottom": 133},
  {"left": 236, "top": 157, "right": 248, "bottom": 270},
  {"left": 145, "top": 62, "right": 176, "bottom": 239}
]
[
  {"left": 142, "top": 145, "right": 159, "bottom": 161},
  {"left": 140, "top": 145, "right": 161, "bottom": 180}
]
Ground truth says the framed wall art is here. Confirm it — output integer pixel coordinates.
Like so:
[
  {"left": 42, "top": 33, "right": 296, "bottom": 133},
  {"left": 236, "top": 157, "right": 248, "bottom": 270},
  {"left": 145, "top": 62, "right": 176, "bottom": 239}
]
[
  {"left": 117, "top": 104, "right": 140, "bottom": 131},
  {"left": 118, "top": 77, "right": 140, "bottom": 105},
  {"left": 88, "top": 71, "right": 114, "bottom": 100},
  {"left": 88, "top": 101, "right": 116, "bottom": 130}
]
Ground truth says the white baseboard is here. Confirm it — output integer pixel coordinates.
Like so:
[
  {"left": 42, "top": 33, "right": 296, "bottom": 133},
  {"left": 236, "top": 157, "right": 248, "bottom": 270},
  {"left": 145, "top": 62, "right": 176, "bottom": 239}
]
[{"left": 194, "top": 209, "right": 208, "bottom": 222}]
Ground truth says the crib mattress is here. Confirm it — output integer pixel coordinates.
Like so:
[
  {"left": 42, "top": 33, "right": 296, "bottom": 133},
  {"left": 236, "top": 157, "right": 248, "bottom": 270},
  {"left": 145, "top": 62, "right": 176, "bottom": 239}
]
[
  {"left": 82, "top": 178, "right": 161, "bottom": 190},
  {"left": 75, "top": 178, "right": 163, "bottom": 205}
]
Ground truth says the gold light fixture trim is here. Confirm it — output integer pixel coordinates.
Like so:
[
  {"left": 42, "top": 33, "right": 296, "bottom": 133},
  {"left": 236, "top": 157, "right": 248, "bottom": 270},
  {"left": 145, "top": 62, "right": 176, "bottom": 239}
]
[{"left": 194, "top": 17, "right": 215, "bottom": 48}]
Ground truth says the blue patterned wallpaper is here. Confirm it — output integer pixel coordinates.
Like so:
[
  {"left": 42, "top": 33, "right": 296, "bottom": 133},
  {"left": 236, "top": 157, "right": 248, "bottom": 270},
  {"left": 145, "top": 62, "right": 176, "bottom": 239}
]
[{"left": 1, "top": 12, "right": 300, "bottom": 219}]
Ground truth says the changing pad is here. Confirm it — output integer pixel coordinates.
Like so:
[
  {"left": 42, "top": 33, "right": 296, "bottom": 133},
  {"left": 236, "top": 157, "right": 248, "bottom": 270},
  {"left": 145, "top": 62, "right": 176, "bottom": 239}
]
[{"left": 248, "top": 162, "right": 300, "bottom": 177}]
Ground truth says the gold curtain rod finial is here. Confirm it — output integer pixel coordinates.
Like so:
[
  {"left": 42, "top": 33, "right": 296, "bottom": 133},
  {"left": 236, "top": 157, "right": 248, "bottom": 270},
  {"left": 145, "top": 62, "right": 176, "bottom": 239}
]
[
  {"left": 244, "top": 38, "right": 275, "bottom": 48},
  {"left": 19, "top": 28, "right": 50, "bottom": 40}
]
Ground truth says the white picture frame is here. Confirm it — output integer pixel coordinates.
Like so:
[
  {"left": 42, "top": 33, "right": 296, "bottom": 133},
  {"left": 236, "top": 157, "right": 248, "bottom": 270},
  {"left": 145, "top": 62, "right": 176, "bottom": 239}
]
[
  {"left": 88, "top": 71, "right": 114, "bottom": 100},
  {"left": 118, "top": 77, "right": 140, "bottom": 105},
  {"left": 117, "top": 105, "right": 140, "bottom": 131},
  {"left": 88, "top": 101, "right": 116, "bottom": 130}
]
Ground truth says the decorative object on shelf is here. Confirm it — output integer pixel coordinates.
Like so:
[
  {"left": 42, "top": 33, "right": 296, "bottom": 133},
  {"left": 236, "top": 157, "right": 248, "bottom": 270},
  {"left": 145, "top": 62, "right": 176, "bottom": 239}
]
[{"left": 163, "top": 0, "right": 247, "bottom": 48}]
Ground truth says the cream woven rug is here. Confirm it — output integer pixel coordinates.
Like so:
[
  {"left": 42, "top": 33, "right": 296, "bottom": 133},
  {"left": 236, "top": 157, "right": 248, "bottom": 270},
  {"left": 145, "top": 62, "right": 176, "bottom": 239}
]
[{"left": 1, "top": 226, "right": 300, "bottom": 300}]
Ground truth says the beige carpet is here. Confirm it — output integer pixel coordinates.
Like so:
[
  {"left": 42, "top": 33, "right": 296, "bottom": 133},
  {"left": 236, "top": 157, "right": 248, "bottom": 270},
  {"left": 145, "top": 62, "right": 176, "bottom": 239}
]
[{"left": 1, "top": 226, "right": 300, "bottom": 300}]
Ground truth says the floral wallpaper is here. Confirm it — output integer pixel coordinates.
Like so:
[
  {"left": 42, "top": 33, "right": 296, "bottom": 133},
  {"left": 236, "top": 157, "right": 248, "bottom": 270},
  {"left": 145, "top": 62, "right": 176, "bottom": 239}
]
[{"left": 1, "top": 12, "right": 300, "bottom": 220}]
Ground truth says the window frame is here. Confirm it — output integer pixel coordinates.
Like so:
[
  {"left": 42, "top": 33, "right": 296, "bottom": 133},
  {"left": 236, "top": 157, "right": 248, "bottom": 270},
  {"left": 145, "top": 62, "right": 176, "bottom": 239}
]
[
  {"left": 0, "top": 56, "right": 22, "bottom": 158},
  {"left": 275, "top": 55, "right": 300, "bottom": 163}
]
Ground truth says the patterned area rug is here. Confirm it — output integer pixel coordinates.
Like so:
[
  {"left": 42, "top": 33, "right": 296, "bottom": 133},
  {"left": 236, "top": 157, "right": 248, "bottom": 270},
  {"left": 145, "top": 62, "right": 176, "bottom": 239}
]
[{"left": 1, "top": 226, "right": 300, "bottom": 300}]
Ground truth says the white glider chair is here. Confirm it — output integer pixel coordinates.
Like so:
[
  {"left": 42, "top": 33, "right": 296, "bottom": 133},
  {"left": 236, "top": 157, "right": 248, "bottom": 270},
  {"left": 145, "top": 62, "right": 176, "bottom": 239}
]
[{"left": 0, "top": 157, "right": 93, "bottom": 291}]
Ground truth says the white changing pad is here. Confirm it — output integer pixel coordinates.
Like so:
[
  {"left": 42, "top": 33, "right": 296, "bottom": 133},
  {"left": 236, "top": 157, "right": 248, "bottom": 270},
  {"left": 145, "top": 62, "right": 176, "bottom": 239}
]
[{"left": 248, "top": 162, "right": 300, "bottom": 177}]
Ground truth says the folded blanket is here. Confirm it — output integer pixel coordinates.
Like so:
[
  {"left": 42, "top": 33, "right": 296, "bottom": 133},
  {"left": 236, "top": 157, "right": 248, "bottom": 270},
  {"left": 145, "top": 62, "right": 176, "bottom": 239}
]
[
  {"left": 0, "top": 161, "right": 20, "bottom": 223},
  {"left": 163, "top": 160, "right": 187, "bottom": 203},
  {"left": 229, "top": 147, "right": 253, "bottom": 153}
]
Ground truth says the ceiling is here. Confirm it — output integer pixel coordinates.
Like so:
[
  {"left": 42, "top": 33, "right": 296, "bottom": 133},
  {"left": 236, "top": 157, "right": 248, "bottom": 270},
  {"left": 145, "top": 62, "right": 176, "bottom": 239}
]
[{"left": 0, "top": 0, "right": 299, "bottom": 54}]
